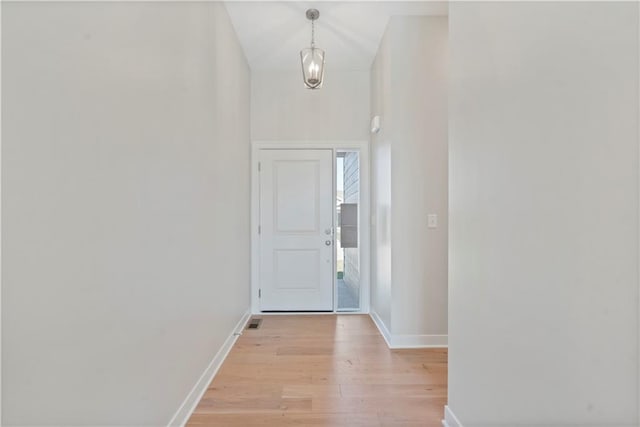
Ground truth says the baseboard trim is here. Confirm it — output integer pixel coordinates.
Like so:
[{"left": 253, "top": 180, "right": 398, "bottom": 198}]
[
  {"left": 369, "top": 311, "right": 393, "bottom": 348},
  {"left": 167, "top": 309, "right": 251, "bottom": 427},
  {"left": 392, "top": 333, "right": 448, "bottom": 348},
  {"left": 441, "top": 406, "right": 637, "bottom": 427},
  {"left": 442, "top": 405, "right": 463, "bottom": 427},
  {"left": 369, "top": 312, "right": 448, "bottom": 349}
]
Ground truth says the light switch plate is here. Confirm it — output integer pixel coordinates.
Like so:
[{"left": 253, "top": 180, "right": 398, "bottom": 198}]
[{"left": 427, "top": 214, "right": 438, "bottom": 228}]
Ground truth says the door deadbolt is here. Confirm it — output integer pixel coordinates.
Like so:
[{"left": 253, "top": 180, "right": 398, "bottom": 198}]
[{"left": 325, "top": 240, "right": 332, "bottom": 246}]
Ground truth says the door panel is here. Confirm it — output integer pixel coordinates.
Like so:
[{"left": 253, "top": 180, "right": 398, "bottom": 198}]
[
  {"left": 275, "top": 161, "right": 319, "bottom": 232},
  {"left": 259, "top": 149, "right": 333, "bottom": 311}
]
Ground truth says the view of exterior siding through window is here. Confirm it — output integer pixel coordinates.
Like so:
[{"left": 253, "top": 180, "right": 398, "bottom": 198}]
[{"left": 337, "top": 151, "right": 360, "bottom": 310}]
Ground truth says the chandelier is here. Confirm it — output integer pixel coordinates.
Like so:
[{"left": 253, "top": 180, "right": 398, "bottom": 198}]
[{"left": 300, "top": 9, "right": 325, "bottom": 89}]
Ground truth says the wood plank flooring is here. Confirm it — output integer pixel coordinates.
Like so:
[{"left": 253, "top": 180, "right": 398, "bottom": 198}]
[{"left": 187, "top": 315, "right": 447, "bottom": 426}]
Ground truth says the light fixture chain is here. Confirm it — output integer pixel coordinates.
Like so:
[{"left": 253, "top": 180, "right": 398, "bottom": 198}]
[{"left": 311, "top": 19, "right": 315, "bottom": 48}]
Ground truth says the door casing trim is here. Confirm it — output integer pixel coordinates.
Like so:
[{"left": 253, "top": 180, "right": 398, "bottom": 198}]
[{"left": 251, "top": 140, "right": 371, "bottom": 315}]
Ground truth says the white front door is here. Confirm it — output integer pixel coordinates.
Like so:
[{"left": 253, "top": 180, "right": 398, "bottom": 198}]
[{"left": 259, "top": 149, "right": 334, "bottom": 311}]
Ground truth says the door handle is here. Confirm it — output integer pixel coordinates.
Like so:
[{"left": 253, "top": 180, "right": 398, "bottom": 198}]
[{"left": 325, "top": 240, "right": 332, "bottom": 246}]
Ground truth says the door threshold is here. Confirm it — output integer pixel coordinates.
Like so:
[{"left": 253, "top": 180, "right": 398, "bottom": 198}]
[
  {"left": 261, "top": 310, "right": 333, "bottom": 313},
  {"left": 257, "top": 311, "right": 368, "bottom": 315}
]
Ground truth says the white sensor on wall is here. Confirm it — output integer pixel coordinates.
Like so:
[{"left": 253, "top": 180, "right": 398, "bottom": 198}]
[{"left": 371, "top": 115, "right": 381, "bottom": 134}]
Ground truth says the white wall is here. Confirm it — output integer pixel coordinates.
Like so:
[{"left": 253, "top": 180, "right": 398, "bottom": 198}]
[
  {"left": 251, "top": 70, "right": 370, "bottom": 141},
  {"left": 448, "top": 2, "right": 639, "bottom": 425},
  {"left": 2, "top": 2, "right": 251, "bottom": 425},
  {"left": 370, "top": 16, "right": 448, "bottom": 345},
  {"left": 371, "top": 25, "right": 393, "bottom": 331}
]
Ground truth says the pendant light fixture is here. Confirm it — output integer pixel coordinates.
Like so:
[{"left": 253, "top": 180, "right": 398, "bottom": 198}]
[{"left": 300, "top": 9, "right": 325, "bottom": 89}]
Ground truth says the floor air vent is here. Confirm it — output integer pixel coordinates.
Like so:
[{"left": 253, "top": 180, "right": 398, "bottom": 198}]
[{"left": 247, "top": 318, "right": 262, "bottom": 330}]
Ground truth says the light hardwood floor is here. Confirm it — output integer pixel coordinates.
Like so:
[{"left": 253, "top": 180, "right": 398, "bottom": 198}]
[{"left": 187, "top": 315, "right": 447, "bottom": 426}]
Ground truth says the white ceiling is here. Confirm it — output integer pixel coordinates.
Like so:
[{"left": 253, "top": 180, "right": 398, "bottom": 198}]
[{"left": 224, "top": 1, "right": 448, "bottom": 71}]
